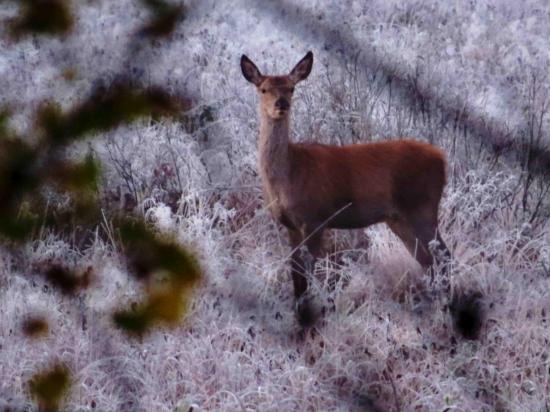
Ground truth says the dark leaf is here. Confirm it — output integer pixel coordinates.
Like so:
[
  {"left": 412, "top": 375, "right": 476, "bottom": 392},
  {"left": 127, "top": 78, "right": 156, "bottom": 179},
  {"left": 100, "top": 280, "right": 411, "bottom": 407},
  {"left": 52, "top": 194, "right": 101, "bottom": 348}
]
[
  {"left": 49, "top": 155, "right": 100, "bottom": 192},
  {"left": 28, "top": 363, "right": 71, "bottom": 412},
  {"left": 139, "top": 3, "right": 185, "bottom": 38},
  {"left": 22, "top": 316, "right": 49, "bottom": 338},
  {"left": 10, "top": 0, "right": 74, "bottom": 38},
  {"left": 0, "top": 138, "right": 39, "bottom": 210},
  {"left": 119, "top": 219, "right": 201, "bottom": 285},
  {"left": 0, "top": 107, "right": 11, "bottom": 138},
  {"left": 43, "top": 265, "right": 80, "bottom": 295},
  {"left": 113, "top": 218, "right": 201, "bottom": 337},
  {"left": 38, "top": 85, "right": 180, "bottom": 145},
  {"left": 113, "top": 308, "right": 151, "bottom": 337},
  {"left": 0, "top": 215, "right": 36, "bottom": 241}
]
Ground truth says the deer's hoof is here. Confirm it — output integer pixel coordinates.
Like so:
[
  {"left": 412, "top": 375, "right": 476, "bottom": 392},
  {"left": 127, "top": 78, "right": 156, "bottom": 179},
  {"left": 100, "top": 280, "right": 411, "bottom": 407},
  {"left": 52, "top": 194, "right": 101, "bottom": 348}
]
[{"left": 295, "top": 295, "right": 319, "bottom": 327}]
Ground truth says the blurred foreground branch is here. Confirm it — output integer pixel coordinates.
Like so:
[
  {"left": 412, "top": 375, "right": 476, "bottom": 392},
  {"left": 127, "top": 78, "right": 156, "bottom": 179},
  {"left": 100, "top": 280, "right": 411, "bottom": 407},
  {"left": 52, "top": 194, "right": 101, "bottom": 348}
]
[{"left": 2, "top": 1, "right": 200, "bottom": 410}]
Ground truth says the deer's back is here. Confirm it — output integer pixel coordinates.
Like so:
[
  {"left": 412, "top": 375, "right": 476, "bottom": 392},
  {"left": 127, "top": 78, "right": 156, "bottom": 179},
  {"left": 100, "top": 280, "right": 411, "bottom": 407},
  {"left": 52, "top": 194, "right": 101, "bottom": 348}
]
[{"left": 286, "top": 139, "right": 446, "bottom": 228}]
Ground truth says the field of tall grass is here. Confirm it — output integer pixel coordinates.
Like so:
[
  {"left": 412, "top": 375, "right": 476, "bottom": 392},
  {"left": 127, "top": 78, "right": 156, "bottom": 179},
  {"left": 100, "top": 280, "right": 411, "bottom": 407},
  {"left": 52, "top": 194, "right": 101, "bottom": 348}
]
[{"left": 1, "top": 1, "right": 549, "bottom": 410}]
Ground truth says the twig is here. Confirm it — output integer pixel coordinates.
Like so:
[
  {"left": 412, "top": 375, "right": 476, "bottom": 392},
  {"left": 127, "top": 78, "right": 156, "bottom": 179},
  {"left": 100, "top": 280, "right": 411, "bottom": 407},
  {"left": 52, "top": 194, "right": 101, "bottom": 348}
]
[{"left": 383, "top": 367, "right": 401, "bottom": 412}]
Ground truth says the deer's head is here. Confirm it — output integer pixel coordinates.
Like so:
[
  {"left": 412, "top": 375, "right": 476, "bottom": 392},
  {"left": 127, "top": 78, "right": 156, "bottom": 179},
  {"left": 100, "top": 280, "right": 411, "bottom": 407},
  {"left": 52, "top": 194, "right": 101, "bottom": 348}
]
[{"left": 241, "top": 51, "right": 313, "bottom": 120}]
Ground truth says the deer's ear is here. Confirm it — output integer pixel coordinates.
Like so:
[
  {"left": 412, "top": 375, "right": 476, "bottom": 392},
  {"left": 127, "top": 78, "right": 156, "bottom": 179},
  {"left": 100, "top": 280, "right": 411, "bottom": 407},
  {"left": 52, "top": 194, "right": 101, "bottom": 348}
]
[
  {"left": 289, "top": 51, "right": 313, "bottom": 83},
  {"left": 241, "top": 55, "right": 264, "bottom": 86}
]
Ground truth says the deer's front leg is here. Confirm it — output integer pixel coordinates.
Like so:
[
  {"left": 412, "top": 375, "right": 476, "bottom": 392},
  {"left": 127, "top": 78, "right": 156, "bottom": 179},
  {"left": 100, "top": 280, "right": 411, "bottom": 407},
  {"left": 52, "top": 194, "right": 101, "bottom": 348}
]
[
  {"left": 288, "top": 227, "right": 324, "bottom": 326},
  {"left": 289, "top": 229, "right": 308, "bottom": 299}
]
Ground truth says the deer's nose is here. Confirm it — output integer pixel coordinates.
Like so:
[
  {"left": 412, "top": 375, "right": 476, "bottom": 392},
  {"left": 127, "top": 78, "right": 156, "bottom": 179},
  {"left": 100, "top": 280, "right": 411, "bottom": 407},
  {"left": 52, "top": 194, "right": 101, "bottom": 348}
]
[{"left": 275, "top": 98, "right": 289, "bottom": 110}]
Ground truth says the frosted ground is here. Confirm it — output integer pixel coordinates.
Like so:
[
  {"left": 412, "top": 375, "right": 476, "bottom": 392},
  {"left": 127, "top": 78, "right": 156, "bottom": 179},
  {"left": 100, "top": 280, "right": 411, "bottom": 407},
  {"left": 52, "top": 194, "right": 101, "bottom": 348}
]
[{"left": 1, "top": 1, "right": 549, "bottom": 411}]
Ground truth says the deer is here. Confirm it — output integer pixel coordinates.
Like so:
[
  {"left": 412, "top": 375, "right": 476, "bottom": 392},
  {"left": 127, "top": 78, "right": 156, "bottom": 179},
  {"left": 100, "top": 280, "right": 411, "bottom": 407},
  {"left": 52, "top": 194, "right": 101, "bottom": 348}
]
[{"left": 240, "top": 51, "right": 451, "bottom": 325}]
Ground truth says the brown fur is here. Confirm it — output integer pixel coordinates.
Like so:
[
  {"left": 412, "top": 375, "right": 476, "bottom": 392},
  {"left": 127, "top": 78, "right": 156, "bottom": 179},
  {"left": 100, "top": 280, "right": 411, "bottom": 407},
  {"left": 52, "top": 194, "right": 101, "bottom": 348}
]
[{"left": 241, "top": 52, "right": 450, "bottom": 303}]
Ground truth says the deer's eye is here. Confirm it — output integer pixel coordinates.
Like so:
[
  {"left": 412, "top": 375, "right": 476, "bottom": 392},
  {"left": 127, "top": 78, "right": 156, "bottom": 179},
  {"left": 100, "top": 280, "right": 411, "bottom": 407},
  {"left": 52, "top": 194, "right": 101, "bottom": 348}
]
[
  {"left": 290, "top": 87, "right": 295, "bottom": 93},
  {"left": 261, "top": 89, "right": 267, "bottom": 94}
]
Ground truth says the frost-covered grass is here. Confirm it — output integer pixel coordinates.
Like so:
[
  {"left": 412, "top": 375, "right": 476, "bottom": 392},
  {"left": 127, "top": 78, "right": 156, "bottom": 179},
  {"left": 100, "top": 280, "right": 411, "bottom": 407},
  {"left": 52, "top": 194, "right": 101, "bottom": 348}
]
[{"left": 1, "top": 1, "right": 549, "bottom": 411}]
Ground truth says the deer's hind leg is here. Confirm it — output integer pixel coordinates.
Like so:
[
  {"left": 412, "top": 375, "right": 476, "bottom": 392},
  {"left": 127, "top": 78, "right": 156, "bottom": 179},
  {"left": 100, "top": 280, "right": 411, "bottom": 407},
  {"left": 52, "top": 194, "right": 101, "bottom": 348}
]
[
  {"left": 387, "top": 208, "right": 450, "bottom": 276},
  {"left": 408, "top": 208, "right": 450, "bottom": 270},
  {"left": 388, "top": 206, "right": 451, "bottom": 297},
  {"left": 386, "top": 217, "right": 433, "bottom": 268},
  {"left": 408, "top": 211, "right": 451, "bottom": 295}
]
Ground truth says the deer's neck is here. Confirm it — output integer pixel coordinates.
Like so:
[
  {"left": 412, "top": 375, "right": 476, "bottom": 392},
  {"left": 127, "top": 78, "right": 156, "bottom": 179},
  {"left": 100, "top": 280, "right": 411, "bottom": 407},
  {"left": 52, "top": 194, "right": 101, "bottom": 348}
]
[{"left": 258, "top": 116, "right": 291, "bottom": 193}]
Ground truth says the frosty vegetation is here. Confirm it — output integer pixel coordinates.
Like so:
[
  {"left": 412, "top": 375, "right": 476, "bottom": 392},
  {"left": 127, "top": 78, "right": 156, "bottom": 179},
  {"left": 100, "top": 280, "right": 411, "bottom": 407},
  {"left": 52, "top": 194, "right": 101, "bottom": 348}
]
[{"left": 1, "top": 1, "right": 549, "bottom": 411}]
